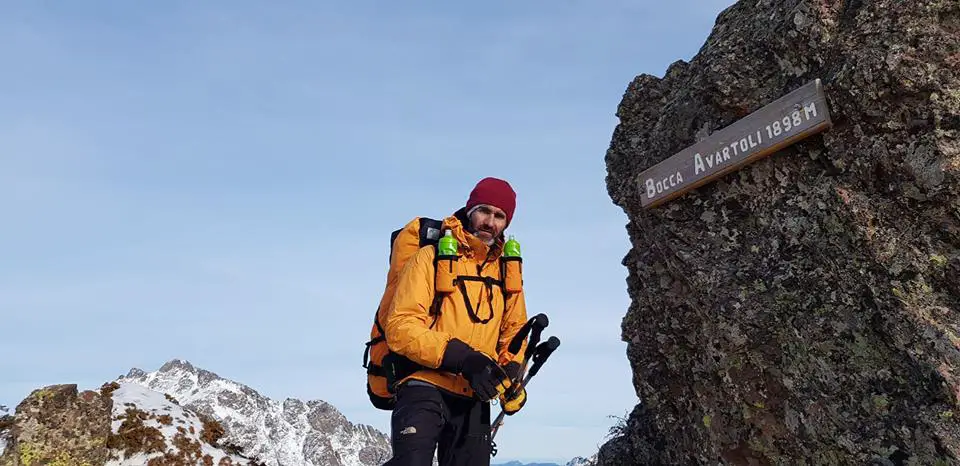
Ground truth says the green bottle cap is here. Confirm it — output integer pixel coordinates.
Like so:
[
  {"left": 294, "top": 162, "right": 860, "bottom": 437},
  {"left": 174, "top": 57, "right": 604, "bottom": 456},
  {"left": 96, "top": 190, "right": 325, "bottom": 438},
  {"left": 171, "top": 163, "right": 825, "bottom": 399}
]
[{"left": 503, "top": 235, "right": 521, "bottom": 257}]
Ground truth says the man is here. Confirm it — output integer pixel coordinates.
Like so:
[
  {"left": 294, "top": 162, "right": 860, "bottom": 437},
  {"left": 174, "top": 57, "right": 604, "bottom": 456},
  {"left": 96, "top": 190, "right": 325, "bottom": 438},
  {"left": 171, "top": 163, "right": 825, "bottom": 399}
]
[{"left": 382, "top": 177, "right": 529, "bottom": 466}]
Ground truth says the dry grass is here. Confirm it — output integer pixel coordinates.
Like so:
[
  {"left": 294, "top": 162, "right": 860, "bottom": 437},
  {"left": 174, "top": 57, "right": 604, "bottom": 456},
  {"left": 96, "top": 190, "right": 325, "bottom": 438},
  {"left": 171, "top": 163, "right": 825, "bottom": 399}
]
[
  {"left": 100, "top": 398, "right": 261, "bottom": 466},
  {"left": 105, "top": 406, "right": 167, "bottom": 458},
  {"left": 199, "top": 415, "right": 226, "bottom": 446}
]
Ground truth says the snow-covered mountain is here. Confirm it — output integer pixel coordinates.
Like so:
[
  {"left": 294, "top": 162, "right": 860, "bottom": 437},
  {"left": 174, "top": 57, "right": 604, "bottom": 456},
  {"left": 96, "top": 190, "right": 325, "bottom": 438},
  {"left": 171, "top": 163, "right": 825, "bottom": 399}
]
[
  {"left": 564, "top": 455, "right": 597, "bottom": 466},
  {"left": 118, "top": 359, "right": 391, "bottom": 466},
  {"left": 105, "top": 382, "right": 256, "bottom": 465}
]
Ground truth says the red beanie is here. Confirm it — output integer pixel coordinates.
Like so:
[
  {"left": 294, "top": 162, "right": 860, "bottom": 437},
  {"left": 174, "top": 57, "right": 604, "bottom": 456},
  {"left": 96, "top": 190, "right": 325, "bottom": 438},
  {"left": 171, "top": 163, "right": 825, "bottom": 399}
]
[{"left": 466, "top": 177, "right": 517, "bottom": 226}]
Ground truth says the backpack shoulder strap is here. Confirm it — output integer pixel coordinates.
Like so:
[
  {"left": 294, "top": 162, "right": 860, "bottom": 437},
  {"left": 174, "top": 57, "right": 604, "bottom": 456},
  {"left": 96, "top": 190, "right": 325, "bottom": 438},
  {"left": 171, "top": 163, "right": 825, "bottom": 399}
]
[
  {"left": 389, "top": 217, "right": 442, "bottom": 264},
  {"left": 378, "top": 217, "right": 445, "bottom": 332},
  {"left": 417, "top": 217, "right": 443, "bottom": 246}
]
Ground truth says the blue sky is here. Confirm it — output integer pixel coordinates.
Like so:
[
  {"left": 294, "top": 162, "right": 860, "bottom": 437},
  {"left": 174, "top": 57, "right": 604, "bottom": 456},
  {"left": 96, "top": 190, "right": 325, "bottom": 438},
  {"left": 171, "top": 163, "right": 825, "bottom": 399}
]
[{"left": 1, "top": 1, "right": 735, "bottom": 463}]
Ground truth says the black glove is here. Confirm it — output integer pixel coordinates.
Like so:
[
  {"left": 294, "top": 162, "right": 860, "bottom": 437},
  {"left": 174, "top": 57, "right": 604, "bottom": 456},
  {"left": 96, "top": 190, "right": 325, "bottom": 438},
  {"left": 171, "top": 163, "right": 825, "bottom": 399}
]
[
  {"left": 440, "top": 339, "right": 511, "bottom": 401},
  {"left": 502, "top": 361, "right": 523, "bottom": 382}
]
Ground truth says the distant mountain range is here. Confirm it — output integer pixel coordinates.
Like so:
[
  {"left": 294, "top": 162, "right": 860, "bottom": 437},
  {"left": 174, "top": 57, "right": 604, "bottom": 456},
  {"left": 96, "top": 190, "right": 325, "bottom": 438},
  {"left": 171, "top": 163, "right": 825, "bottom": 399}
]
[
  {"left": 493, "top": 462, "right": 562, "bottom": 466},
  {"left": 493, "top": 455, "right": 596, "bottom": 466}
]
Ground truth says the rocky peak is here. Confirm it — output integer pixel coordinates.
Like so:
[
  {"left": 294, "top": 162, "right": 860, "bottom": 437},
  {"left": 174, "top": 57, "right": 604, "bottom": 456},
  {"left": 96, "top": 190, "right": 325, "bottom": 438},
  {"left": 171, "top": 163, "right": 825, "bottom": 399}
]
[
  {"left": 158, "top": 359, "right": 223, "bottom": 388},
  {"left": 124, "top": 368, "right": 147, "bottom": 379},
  {"left": 159, "top": 358, "right": 196, "bottom": 374},
  {"left": 602, "top": 0, "right": 958, "bottom": 464}
]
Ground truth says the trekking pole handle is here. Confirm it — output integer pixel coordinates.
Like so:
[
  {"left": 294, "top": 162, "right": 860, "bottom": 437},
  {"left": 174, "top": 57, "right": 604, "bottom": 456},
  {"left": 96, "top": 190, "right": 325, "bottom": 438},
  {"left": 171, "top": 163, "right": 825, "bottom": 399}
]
[
  {"left": 528, "top": 336, "right": 560, "bottom": 378},
  {"left": 508, "top": 313, "right": 548, "bottom": 355},
  {"left": 525, "top": 315, "right": 548, "bottom": 360}
]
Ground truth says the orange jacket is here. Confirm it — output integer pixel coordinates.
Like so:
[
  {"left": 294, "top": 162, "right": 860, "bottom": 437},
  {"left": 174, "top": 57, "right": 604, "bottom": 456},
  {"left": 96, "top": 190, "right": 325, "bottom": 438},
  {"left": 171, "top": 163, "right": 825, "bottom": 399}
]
[{"left": 382, "top": 212, "right": 528, "bottom": 398}]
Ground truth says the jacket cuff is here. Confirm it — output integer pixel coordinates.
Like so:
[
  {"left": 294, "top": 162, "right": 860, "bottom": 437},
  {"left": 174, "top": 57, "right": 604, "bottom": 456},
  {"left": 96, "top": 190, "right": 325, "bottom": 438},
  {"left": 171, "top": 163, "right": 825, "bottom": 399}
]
[{"left": 438, "top": 338, "right": 472, "bottom": 373}]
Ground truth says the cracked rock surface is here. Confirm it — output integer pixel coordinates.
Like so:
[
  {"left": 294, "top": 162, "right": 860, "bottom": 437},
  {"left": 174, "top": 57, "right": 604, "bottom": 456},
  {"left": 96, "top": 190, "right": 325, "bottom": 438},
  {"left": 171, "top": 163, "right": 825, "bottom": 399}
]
[{"left": 601, "top": 0, "right": 959, "bottom": 464}]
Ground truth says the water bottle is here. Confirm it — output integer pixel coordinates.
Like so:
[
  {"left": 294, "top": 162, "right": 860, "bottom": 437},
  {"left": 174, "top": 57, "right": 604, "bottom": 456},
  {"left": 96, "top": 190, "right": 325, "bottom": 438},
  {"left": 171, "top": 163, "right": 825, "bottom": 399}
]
[
  {"left": 438, "top": 230, "right": 458, "bottom": 257},
  {"left": 436, "top": 230, "right": 458, "bottom": 293},
  {"left": 503, "top": 235, "right": 521, "bottom": 258}
]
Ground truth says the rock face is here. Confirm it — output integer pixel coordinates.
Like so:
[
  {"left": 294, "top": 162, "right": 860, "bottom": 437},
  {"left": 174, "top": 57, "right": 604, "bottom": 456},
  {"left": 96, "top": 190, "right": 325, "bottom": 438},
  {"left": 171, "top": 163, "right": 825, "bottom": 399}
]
[
  {"left": 0, "top": 384, "right": 113, "bottom": 466},
  {"left": 119, "top": 359, "right": 391, "bottom": 466},
  {"left": 602, "top": 0, "right": 959, "bottom": 464}
]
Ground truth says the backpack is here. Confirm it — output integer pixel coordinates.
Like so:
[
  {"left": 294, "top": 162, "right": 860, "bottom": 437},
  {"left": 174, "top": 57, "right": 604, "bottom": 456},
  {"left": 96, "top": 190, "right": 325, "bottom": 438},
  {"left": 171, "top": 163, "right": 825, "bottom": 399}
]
[{"left": 362, "top": 215, "right": 523, "bottom": 410}]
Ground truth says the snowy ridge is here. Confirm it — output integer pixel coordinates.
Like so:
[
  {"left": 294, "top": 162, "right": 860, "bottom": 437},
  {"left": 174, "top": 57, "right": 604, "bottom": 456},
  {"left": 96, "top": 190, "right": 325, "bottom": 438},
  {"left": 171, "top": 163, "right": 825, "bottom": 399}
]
[
  {"left": 118, "top": 359, "right": 391, "bottom": 466},
  {"left": 106, "top": 382, "right": 254, "bottom": 465},
  {"left": 0, "top": 405, "right": 9, "bottom": 458},
  {"left": 565, "top": 454, "right": 597, "bottom": 466}
]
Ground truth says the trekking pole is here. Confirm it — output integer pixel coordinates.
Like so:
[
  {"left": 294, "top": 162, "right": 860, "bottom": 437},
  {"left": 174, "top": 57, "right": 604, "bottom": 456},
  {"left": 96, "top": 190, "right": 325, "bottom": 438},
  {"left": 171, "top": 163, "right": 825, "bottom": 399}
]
[
  {"left": 490, "top": 336, "right": 561, "bottom": 441},
  {"left": 507, "top": 314, "right": 549, "bottom": 382},
  {"left": 488, "top": 316, "right": 551, "bottom": 458}
]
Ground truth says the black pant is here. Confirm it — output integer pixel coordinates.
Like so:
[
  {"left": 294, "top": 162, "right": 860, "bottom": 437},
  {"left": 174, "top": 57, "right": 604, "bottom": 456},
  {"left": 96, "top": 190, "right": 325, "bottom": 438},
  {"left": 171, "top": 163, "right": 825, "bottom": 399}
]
[{"left": 384, "top": 381, "right": 492, "bottom": 466}]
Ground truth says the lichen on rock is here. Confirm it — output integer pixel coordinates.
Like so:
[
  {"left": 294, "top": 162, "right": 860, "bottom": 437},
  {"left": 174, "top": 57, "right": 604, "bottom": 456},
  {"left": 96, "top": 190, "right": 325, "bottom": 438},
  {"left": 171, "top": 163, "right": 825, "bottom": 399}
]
[
  {"left": 601, "top": 0, "right": 960, "bottom": 464},
  {"left": 0, "top": 384, "right": 112, "bottom": 466}
]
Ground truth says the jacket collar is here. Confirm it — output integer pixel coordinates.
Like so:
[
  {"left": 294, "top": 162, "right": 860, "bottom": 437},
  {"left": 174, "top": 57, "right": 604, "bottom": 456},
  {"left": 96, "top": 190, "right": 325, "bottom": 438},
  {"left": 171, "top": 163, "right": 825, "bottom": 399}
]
[{"left": 443, "top": 207, "right": 504, "bottom": 262}]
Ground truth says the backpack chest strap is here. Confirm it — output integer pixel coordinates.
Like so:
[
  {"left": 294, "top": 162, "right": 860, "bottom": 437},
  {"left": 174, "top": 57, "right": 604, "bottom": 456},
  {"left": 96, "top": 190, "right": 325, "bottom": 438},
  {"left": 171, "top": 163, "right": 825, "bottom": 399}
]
[
  {"left": 453, "top": 275, "right": 502, "bottom": 324},
  {"left": 456, "top": 275, "right": 504, "bottom": 288}
]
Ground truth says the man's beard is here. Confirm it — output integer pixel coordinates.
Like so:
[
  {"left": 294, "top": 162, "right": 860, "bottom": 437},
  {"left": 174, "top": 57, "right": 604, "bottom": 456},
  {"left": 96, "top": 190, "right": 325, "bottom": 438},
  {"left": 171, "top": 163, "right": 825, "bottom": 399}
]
[{"left": 468, "top": 225, "right": 496, "bottom": 246}]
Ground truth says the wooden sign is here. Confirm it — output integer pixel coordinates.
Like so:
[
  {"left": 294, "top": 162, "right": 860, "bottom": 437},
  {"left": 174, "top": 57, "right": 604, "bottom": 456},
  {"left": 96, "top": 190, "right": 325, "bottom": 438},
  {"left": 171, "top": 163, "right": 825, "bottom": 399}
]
[{"left": 638, "top": 78, "right": 833, "bottom": 208}]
